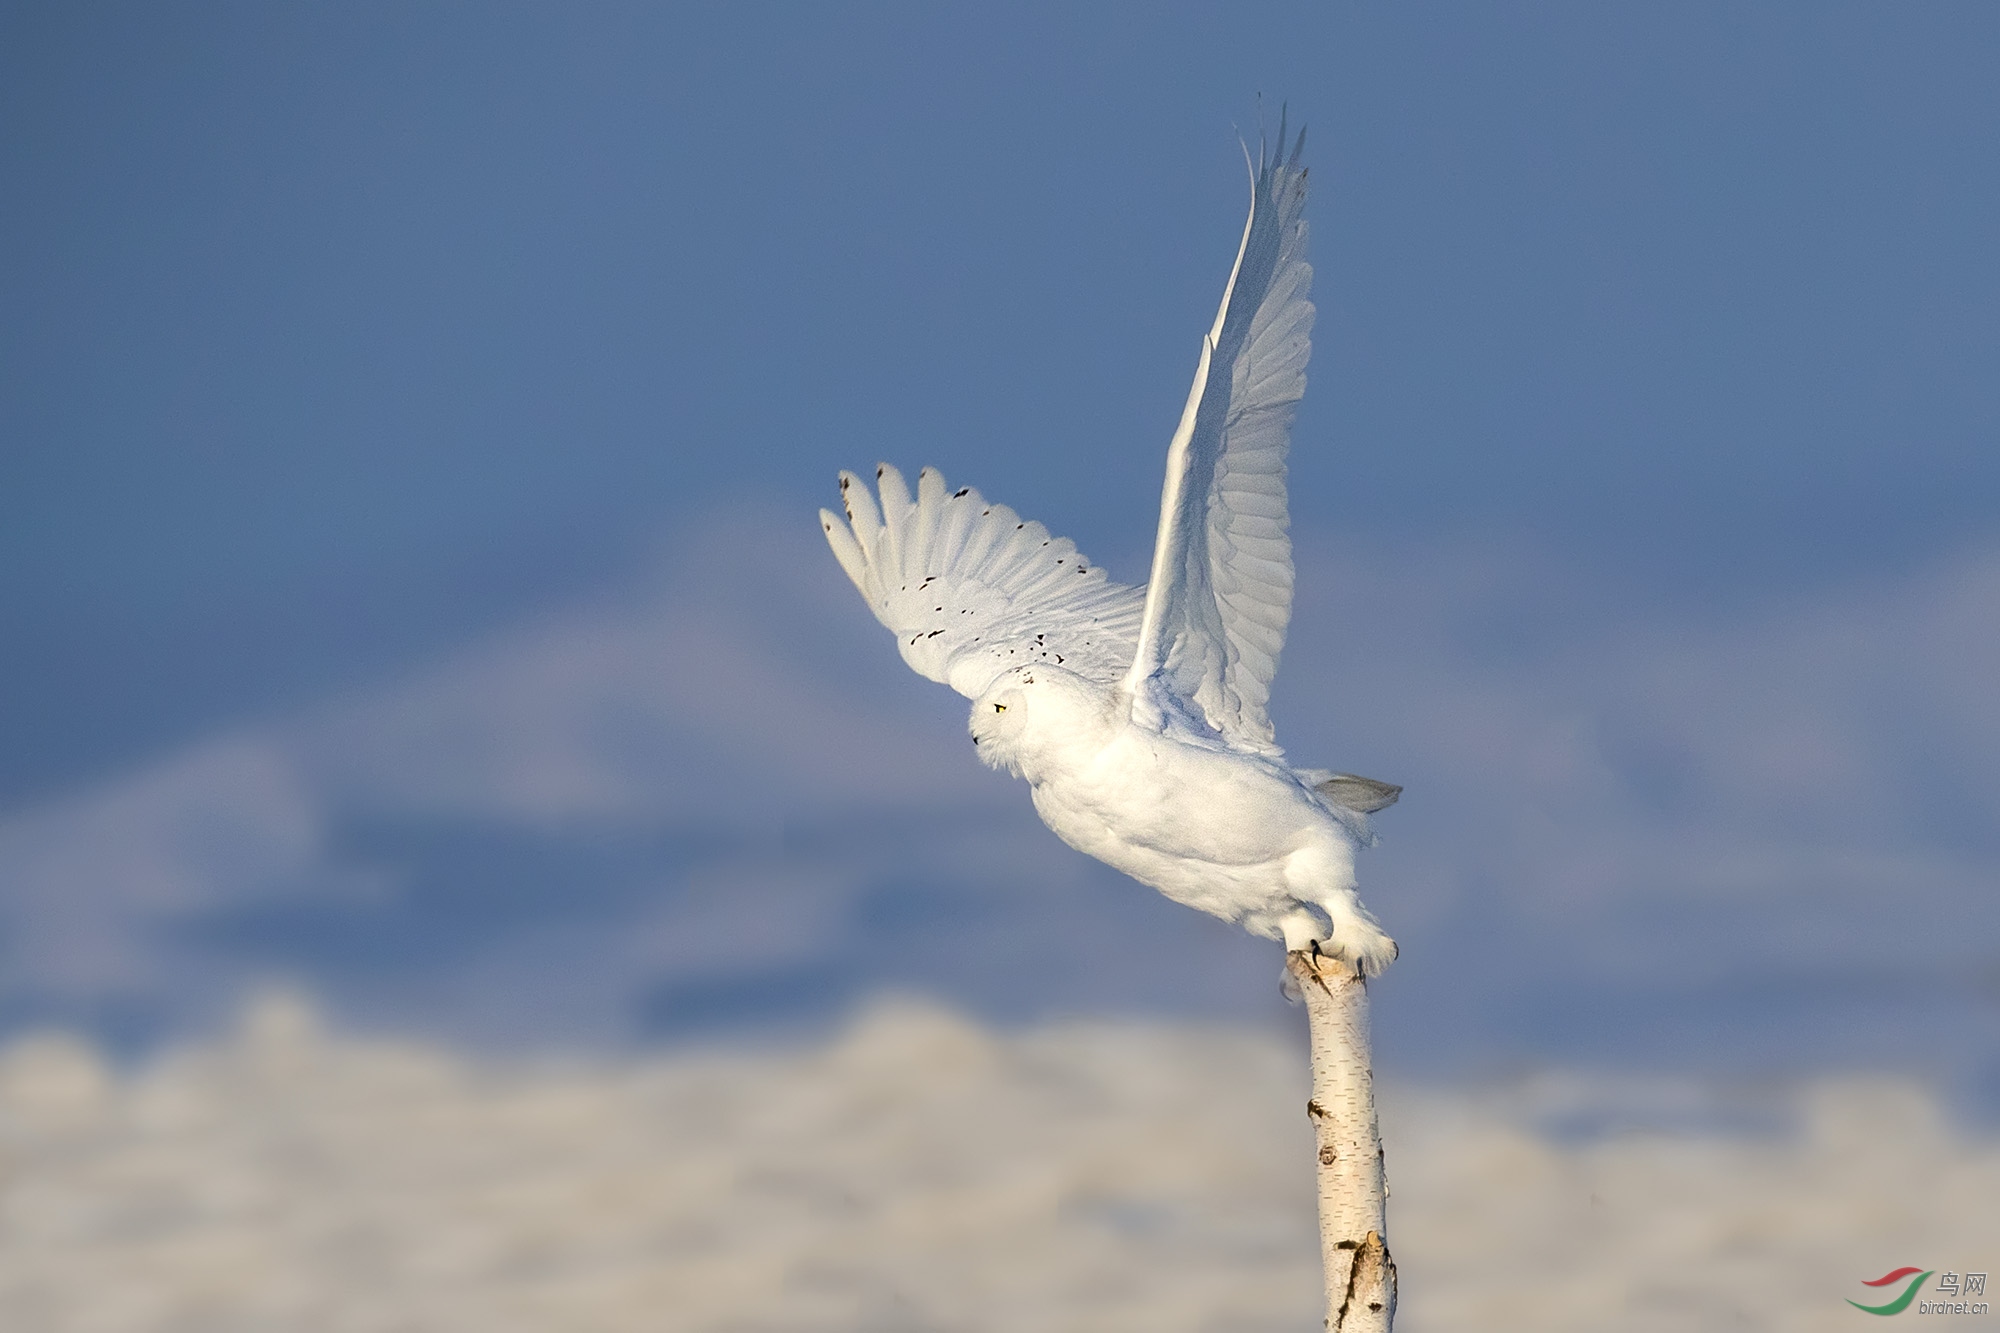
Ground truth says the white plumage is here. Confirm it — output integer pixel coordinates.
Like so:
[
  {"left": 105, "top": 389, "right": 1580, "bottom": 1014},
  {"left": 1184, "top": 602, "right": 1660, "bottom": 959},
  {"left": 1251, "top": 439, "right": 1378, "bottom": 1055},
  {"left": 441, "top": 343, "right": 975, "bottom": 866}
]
[{"left": 820, "top": 124, "right": 1398, "bottom": 973}]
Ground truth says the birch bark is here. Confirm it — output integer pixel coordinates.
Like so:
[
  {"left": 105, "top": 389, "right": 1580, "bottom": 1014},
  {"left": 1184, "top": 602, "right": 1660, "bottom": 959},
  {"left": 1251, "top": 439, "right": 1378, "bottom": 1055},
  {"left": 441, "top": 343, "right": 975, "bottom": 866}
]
[{"left": 1287, "top": 949, "right": 1396, "bottom": 1332}]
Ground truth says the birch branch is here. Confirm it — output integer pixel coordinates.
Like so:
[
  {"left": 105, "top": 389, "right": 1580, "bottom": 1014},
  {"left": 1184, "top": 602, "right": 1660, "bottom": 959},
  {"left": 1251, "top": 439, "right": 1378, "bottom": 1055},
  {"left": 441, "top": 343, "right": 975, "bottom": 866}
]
[{"left": 1288, "top": 949, "right": 1396, "bottom": 1332}]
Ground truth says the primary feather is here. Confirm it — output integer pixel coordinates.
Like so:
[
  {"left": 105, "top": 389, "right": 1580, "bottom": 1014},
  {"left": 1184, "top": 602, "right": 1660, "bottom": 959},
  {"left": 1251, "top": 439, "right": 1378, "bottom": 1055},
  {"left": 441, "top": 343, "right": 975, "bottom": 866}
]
[{"left": 819, "top": 122, "right": 1398, "bottom": 975}]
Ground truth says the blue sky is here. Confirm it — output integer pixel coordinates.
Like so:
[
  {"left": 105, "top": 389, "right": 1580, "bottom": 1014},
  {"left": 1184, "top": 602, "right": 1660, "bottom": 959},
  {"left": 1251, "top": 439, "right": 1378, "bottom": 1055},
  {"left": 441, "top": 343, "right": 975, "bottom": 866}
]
[{"left": 3, "top": 5, "right": 1996, "bottom": 1101}]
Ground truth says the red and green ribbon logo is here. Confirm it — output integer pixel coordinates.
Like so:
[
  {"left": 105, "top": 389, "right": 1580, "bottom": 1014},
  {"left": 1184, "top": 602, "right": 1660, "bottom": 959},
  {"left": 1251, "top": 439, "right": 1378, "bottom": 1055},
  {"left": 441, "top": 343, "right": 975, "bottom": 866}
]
[{"left": 1849, "top": 1267, "right": 1933, "bottom": 1316}]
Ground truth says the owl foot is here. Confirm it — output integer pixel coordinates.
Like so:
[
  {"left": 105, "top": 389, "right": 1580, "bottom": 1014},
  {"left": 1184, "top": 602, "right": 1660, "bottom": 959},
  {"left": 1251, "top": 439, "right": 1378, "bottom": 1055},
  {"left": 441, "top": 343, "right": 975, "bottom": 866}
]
[
  {"left": 1322, "top": 916, "right": 1398, "bottom": 977},
  {"left": 1279, "top": 908, "right": 1397, "bottom": 978}
]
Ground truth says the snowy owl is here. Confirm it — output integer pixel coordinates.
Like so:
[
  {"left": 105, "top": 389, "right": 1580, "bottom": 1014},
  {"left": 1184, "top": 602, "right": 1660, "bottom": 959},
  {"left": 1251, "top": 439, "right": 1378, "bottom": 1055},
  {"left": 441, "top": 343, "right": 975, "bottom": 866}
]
[{"left": 819, "top": 125, "right": 1399, "bottom": 974}]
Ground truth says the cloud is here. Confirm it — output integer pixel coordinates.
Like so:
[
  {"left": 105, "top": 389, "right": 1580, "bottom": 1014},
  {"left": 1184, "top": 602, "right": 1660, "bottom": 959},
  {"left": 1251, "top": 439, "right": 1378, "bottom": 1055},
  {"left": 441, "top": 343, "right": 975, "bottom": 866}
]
[
  {"left": 0, "top": 993, "right": 1990, "bottom": 1331},
  {"left": 0, "top": 508, "right": 1993, "bottom": 1087}
]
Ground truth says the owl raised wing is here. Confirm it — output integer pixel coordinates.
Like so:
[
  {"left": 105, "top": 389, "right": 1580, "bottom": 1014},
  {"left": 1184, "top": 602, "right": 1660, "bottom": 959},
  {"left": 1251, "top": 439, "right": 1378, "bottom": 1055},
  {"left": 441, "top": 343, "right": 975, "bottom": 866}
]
[
  {"left": 1122, "top": 124, "right": 1312, "bottom": 756},
  {"left": 820, "top": 463, "right": 1146, "bottom": 701}
]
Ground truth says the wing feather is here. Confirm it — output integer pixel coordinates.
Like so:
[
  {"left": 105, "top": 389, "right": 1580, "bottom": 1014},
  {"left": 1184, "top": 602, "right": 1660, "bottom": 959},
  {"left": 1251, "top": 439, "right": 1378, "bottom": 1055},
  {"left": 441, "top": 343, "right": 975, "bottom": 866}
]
[
  {"left": 910, "top": 465, "right": 946, "bottom": 572},
  {"left": 837, "top": 471, "right": 884, "bottom": 564},
  {"left": 823, "top": 465, "right": 1146, "bottom": 699},
  {"left": 1122, "top": 119, "right": 1313, "bottom": 754},
  {"left": 820, "top": 508, "right": 869, "bottom": 590},
  {"left": 875, "top": 464, "right": 914, "bottom": 570},
  {"left": 932, "top": 481, "right": 978, "bottom": 571}
]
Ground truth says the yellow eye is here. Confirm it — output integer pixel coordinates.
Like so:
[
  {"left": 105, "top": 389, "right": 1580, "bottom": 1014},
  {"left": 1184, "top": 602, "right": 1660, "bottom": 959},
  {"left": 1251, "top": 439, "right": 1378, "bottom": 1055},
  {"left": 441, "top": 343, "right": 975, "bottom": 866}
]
[{"left": 993, "top": 703, "right": 1006, "bottom": 713}]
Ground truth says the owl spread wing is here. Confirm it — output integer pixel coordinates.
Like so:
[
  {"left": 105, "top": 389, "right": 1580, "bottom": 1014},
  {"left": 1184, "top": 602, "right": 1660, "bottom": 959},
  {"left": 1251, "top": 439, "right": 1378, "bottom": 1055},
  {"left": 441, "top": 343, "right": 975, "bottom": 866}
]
[
  {"left": 1122, "top": 123, "right": 1313, "bottom": 756},
  {"left": 821, "top": 463, "right": 1146, "bottom": 700}
]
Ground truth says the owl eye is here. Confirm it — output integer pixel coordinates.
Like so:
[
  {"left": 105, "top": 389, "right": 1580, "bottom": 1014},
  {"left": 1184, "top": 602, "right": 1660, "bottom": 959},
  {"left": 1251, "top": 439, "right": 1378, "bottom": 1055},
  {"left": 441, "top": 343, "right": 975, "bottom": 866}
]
[{"left": 993, "top": 703, "right": 1006, "bottom": 713}]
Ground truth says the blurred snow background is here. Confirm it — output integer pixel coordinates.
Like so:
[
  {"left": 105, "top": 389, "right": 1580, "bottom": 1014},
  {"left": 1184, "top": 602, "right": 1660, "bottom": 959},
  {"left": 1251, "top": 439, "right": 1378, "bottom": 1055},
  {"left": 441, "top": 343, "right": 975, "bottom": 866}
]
[
  {"left": 1, "top": 993, "right": 1992, "bottom": 1331},
  {"left": 5, "top": 4, "right": 1999, "bottom": 1327}
]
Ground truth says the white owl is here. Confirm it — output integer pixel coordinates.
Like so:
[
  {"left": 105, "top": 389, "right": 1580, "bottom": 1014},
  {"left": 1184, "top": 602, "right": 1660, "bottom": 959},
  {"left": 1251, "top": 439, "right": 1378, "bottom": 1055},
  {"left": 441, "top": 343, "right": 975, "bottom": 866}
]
[{"left": 820, "top": 124, "right": 1399, "bottom": 974}]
